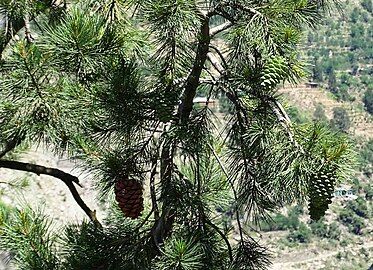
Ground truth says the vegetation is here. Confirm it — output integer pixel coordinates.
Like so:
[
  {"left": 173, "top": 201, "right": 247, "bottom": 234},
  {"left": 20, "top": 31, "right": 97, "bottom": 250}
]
[
  {"left": 363, "top": 89, "right": 373, "bottom": 115},
  {"left": 305, "top": 0, "right": 372, "bottom": 111},
  {"left": 331, "top": 107, "right": 351, "bottom": 132},
  {"left": 287, "top": 223, "right": 312, "bottom": 243},
  {"left": 0, "top": 0, "right": 357, "bottom": 269}
]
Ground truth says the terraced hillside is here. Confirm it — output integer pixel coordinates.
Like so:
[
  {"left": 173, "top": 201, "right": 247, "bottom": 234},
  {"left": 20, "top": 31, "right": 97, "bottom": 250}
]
[{"left": 280, "top": 84, "right": 373, "bottom": 139}]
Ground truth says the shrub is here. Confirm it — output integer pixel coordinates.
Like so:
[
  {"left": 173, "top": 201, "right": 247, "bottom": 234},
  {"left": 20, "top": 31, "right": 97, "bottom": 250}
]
[
  {"left": 328, "top": 222, "right": 341, "bottom": 240},
  {"left": 310, "top": 220, "right": 341, "bottom": 240},
  {"left": 313, "top": 103, "right": 328, "bottom": 123},
  {"left": 287, "top": 223, "right": 312, "bottom": 243},
  {"left": 346, "top": 197, "right": 369, "bottom": 218},
  {"left": 363, "top": 89, "right": 373, "bottom": 114},
  {"left": 260, "top": 206, "right": 302, "bottom": 232},
  {"left": 310, "top": 220, "right": 328, "bottom": 238},
  {"left": 331, "top": 107, "right": 350, "bottom": 132},
  {"left": 260, "top": 213, "right": 299, "bottom": 232},
  {"left": 338, "top": 208, "right": 365, "bottom": 235}
]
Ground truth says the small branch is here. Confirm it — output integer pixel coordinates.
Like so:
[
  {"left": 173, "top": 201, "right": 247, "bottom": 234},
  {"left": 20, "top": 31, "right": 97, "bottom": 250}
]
[
  {"left": 0, "top": 136, "right": 24, "bottom": 159},
  {"left": 205, "top": 219, "right": 233, "bottom": 262},
  {"left": 178, "top": 18, "right": 211, "bottom": 122},
  {"left": 209, "top": 44, "right": 228, "bottom": 69},
  {"left": 0, "top": 181, "right": 16, "bottom": 187},
  {"left": 22, "top": 56, "right": 43, "bottom": 98},
  {"left": 269, "top": 100, "right": 304, "bottom": 152},
  {"left": 24, "top": 14, "right": 33, "bottom": 43},
  {"left": 207, "top": 53, "right": 225, "bottom": 75},
  {"left": 210, "top": 21, "right": 233, "bottom": 36},
  {"left": 150, "top": 157, "right": 159, "bottom": 220},
  {"left": 207, "top": 143, "right": 245, "bottom": 244},
  {"left": 0, "top": 160, "right": 101, "bottom": 227}
]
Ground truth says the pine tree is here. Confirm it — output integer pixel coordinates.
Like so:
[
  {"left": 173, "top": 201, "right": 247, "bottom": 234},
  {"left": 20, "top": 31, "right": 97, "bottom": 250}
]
[{"left": 0, "top": 1, "right": 354, "bottom": 269}]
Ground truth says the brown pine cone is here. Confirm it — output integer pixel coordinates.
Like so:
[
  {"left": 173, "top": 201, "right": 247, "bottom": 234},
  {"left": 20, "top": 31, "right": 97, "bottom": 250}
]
[{"left": 114, "top": 177, "right": 144, "bottom": 219}]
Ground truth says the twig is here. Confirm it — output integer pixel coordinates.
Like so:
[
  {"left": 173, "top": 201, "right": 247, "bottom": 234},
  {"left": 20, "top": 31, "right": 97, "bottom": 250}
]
[
  {"left": 0, "top": 136, "right": 24, "bottom": 158},
  {"left": 209, "top": 44, "right": 228, "bottom": 69},
  {"left": 178, "top": 18, "right": 211, "bottom": 122},
  {"left": 210, "top": 21, "right": 233, "bottom": 36},
  {"left": 0, "top": 160, "right": 101, "bottom": 227},
  {"left": 149, "top": 157, "right": 159, "bottom": 220},
  {"left": 0, "top": 181, "right": 16, "bottom": 187},
  {"left": 207, "top": 143, "right": 245, "bottom": 245},
  {"left": 24, "top": 14, "right": 33, "bottom": 43},
  {"left": 205, "top": 219, "right": 233, "bottom": 262},
  {"left": 269, "top": 100, "right": 304, "bottom": 153},
  {"left": 207, "top": 53, "right": 225, "bottom": 75}
]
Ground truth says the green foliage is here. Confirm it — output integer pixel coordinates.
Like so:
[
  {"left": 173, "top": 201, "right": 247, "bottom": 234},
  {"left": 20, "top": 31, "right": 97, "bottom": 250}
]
[
  {"left": 0, "top": 201, "right": 16, "bottom": 228},
  {"left": 309, "top": 219, "right": 341, "bottom": 240},
  {"left": 260, "top": 212, "right": 299, "bottom": 232},
  {"left": 312, "top": 58, "right": 323, "bottom": 82},
  {"left": 331, "top": 107, "right": 351, "bottom": 132},
  {"left": 0, "top": 206, "right": 59, "bottom": 270},
  {"left": 155, "top": 237, "right": 203, "bottom": 270},
  {"left": 338, "top": 208, "right": 365, "bottom": 235},
  {"left": 287, "top": 106, "right": 309, "bottom": 124},
  {"left": 259, "top": 205, "right": 303, "bottom": 232},
  {"left": 304, "top": 0, "right": 372, "bottom": 107},
  {"left": 359, "top": 139, "right": 373, "bottom": 177},
  {"left": 0, "top": 0, "right": 354, "bottom": 269},
  {"left": 361, "top": 0, "right": 372, "bottom": 12},
  {"left": 362, "top": 89, "right": 373, "bottom": 114},
  {"left": 346, "top": 197, "right": 369, "bottom": 218},
  {"left": 309, "top": 219, "right": 328, "bottom": 237},
  {"left": 287, "top": 223, "right": 312, "bottom": 243},
  {"left": 313, "top": 103, "right": 328, "bottom": 123}
]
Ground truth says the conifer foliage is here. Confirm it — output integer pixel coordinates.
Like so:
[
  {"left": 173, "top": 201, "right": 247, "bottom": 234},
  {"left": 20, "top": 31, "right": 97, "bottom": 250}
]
[{"left": 0, "top": 0, "right": 354, "bottom": 269}]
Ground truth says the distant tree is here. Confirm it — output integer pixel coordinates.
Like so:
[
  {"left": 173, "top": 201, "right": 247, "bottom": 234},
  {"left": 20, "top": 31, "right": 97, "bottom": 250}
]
[
  {"left": 363, "top": 89, "right": 373, "bottom": 114},
  {"left": 350, "top": 7, "right": 360, "bottom": 23},
  {"left": 328, "top": 68, "right": 338, "bottom": 94},
  {"left": 331, "top": 107, "right": 351, "bottom": 132},
  {"left": 312, "top": 58, "right": 323, "bottom": 82},
  {"left": 287, "top": 223, "right": 312, "bottom": 243},
  {"left": 361, "top": 0, "right": 372, "bottom": 13},
  {"left": 313, "top": 103, "right": 328, "bottom": 123},
  {"left": 359, "top": 139, "right": 373, "bottom": 178}
]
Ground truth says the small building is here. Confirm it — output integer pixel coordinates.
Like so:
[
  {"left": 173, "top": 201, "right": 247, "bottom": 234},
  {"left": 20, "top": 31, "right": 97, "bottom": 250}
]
[
  {"left": 334, "top": 186, "right": 357, "bottom": 200},
  {"left": 305, "top": 82, "right": 319, "bottom": 89}
]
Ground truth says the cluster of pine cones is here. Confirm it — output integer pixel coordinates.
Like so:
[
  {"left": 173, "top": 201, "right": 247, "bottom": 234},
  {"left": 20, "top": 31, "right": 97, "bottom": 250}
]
[{"left": 114, "top": 177, "right": 144, "bottom": 219}]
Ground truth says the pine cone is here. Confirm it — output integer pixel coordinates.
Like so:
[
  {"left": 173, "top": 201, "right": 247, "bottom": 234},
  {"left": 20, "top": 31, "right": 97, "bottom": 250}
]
[
  {"left": 115, "top": 177, "right": 144, "bottom": 219},
  {"left": 308, "top": 164, "right": 337, "bottom": 220}
]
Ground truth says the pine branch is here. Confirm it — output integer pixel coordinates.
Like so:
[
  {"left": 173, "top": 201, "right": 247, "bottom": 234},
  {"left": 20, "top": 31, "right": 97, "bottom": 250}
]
[
  {"left": 210, "top": 21, "right": 232, "bottom": 36},
  {"left": 269, "top": 100, "right": 304, "bottom": 152},
  {"left": 205, "top": 219, "right": 233, "bottom": 262},
  {"left": 207, "top": 53, "right": 224, "bottom": 75},
  {"left": 0, "top": 136, "right": 24, "bottom": 158},
  {"left": 178, "top": 17, "right": 210, "bottom": 122},
  {"left": 207, "top": 143, "right": 245, "bottom": 244},
  {"left": 24, "top": 14, "right": 33, "bottom": 43},
  {"left": 0, "top": 160, "right": 101, "bottom": 227},
  {"left": 150, "top": 157, "right": 159, "bottom": 220},
  {"left": 209, "top": 44, "right": 228, "bottom": 69}
]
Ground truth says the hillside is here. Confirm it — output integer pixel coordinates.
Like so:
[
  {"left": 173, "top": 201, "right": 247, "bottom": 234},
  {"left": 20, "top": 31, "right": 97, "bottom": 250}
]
[
  {"left": 259, "top": 0, "right": 373, "bottom": 268},
  {"left": 280, "top": 84, "right": 372, "bottom": 139}
]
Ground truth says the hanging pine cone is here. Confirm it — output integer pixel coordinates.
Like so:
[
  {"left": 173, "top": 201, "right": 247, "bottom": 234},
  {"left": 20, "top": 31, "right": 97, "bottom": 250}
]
[
  {"left": 308, "top": 164, "right": 337, "bottom": 220},
  {"left": 114, "top": 177, "right": 144, "bottom": 219}
]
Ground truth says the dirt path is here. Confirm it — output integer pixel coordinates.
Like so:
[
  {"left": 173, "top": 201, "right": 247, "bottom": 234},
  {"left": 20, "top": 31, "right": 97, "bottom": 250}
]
[{"left": 270, "top": 241, "right": 373, "bottom": 270}]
